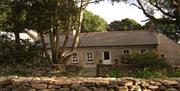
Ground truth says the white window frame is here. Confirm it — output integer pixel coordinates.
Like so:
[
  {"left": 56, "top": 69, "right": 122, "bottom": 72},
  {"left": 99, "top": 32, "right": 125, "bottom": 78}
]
[
  {"left": 71, "top": 52, "right": 79, "bottom": 63},
  {"left": 85, "top": 52, "right": 94, "bottom": 63},
  {"left": 102, "top": 51, "right": 111, "bottom": 60}
]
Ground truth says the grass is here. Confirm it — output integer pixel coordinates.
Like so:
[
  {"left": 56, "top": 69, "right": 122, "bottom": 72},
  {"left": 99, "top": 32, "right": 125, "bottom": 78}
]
[
  {"left": 107, "top": 67, "right": 180, "bottom": 78},
  {"left": 0, "top": 70, "right": 32, "bottom": 77}
]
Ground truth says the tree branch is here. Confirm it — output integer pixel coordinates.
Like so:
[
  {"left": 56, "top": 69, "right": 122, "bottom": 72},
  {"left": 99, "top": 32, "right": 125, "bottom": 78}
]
[
  {"left": 136, "top": 0, "right": 157, "bottom": 21},
  {"left": 131, "top": 3, "right": 141, "bottom": 9},
  {"left": 148, "top": 0, "right": 175, "bottom": 18},
  {"left": 135, "top": 0, "right": 176, "bottom": 25}
]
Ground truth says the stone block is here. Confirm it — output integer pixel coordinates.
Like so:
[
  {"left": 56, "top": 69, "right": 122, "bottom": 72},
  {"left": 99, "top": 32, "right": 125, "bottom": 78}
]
[
  {"left": 117, "top": 86, "right": 128, "bottom": 91},
  {"left": 12, "top": 88, "right": 36, "bottom": 91},
  {"left": 0, "top": 79, "right": 12, "bottom": 86},
  {"left": 143, "top": 89, "right": 152, "bottom": 91},
  {"left": 71, "top": 83, "right": 80, "bottom": 89},
  {"left": 108, "top": 88, "right": 115, "bottom": 91},
  {"left": 124, "top": 80, "right": 134, "bottom": 86},
  {"left": 98, "top": 87, "right": 108, "bottom": 91},
  {"left": 31, "top": 83, "right": 47, "bottom": 89},
  {"left": 0, "top": 88, "right": 10, "bottom": 91},
  {"left": 59, "top": 87, "right": 70, "bottom": 91},
  {"left": 78, "top": 86, "right": 91, "bottom": 91},
  {"left": 148, "top": 85, "right": 159, "bottom": 90},
  {"left": 166, "top": 88, "right": 178, "bottom": 91}
]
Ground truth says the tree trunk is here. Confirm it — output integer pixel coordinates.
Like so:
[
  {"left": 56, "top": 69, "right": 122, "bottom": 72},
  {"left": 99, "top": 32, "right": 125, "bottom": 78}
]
[
  {"left": 71, "top": 1, "right": 85, "bottom": 51},
  {"left": 39, "top": 31, "right": 52, "bottom": 64},
  {"left": 59, "top": 14, "right": 72, "bottom": 64},
  {"left": 14, "top": 31, "right": 20, "bottom": 45},
  {"left": 64, "top": 0, "right": 88, "bottom": 59}
]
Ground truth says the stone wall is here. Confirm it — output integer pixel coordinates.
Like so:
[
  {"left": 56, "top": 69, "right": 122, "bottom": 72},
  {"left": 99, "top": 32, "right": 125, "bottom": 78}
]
[
  {"left": 0, "top": 65, "right": 81, "bottom": 77},
  {"left": 0, "top": 77, "right": 180, "bottom": 91}
]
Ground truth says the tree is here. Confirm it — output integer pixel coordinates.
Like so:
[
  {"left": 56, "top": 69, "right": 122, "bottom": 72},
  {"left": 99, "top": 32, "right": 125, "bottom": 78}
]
[
  {"left": 1, "top": 0, "right": 104, "bottom": 65},
  {"left": 144, "top": 20, "right": 179, "bottom": 42},
  {"left": 25, "top": 0, "right": 103, "bottom": 64},
  {"left": 112, "top": 0, "right": 180, "bottom": 30},
  {"left": 81, "top": 10, "right": 107, "bottom": 32},
  {"left": 0, "top": 0, "right": 29, "bottom": 44},
  {"left": 108, "top": 18, "right": 143, "bottom": 31}
]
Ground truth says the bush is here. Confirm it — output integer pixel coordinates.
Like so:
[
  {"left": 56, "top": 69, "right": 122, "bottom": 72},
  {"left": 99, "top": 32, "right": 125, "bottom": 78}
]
[
  {"left": 121, "top": 52, "right": 168, "bottom": 70},
  {"left": 1, "top": 70, "right": 32, "bottom": 77},
  {"left": 108, "top": 68, "right": 121, "bottom": 77},
  {"left": 134, "top": 68, "right": 163, "bottom": 78},
  {"left": 166, "top": 70, "right": 180, "bottom": 77},
  {"left": 0, "top": 34, "right": 42, "bottom": 65}
]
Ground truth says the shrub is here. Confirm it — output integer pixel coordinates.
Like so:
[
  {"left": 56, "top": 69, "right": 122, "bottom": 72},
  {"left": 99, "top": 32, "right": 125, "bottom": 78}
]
[
  {"left": 166, "top": 70, "right": 180, "bottom": 77},
  {"left": 1, "top": 70, "right": 32, "bottom": 77},
  {"left": 0, "top": 34, "right": 42, "bottom": 65},
  {"left": 121, "top": 52, "right": 168, "bottom": 70},
  {"left": 134, "top": 68, "right": 163, "bottom": 78},
  {"left": 108, "top": 68, "right": 121, "bottom": 77}
]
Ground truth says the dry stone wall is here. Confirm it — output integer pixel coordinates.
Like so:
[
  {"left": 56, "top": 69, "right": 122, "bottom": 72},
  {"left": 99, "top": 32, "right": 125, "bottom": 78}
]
[{"left": 0, "top": 77, "right": 180, "bottom": 91}]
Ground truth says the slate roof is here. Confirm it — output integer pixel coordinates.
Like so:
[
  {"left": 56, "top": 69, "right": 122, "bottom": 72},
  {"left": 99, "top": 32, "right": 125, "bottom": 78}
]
[{"left": 45, "top": 31, "right": 158, "bottom": 48}]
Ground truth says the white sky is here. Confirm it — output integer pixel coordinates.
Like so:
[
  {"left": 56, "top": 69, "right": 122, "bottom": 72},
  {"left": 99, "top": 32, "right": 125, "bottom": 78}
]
[{"left": 86, "top": 1, "right": 147, "bottom": 25}]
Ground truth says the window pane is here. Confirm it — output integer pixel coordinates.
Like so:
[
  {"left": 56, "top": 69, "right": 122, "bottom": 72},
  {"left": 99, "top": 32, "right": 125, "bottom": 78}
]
[
  {"left": 87, "top": 52, "right": 93, "bottom": 58},
  {"left": 104, "top": 51, "right": 110, "bottom": 60},
  {"left": 73, "top": 53, "right": 77, "bottom": 58},
  {"left": 123, "top": 50, "right": 129, "bottom": 54},
  {"left": 86, "top": 52, "right": 93, "bottom": 63},
  {"left": 72, "top": 53, "right": 78, "bottom": 63},
  {"left": 141, "top": 49, "right": 146, "bottom": 54}
]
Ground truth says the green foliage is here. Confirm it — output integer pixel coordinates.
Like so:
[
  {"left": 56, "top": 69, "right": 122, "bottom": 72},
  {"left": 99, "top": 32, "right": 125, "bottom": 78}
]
[
  {"left": 157, "top": 23, "right": 179, "bottom": 42},
  {"left": 121, "top": 52, "right": 168, "bottom": 70},
  {"left": 108, "top": 18, "right": 143, "bottom": 31},
  {"left": 134, "top": 68, "right": 163, "bottom": 78},
  {"left": 0, "top": 0, "right": 34, "bottom": 44},
  {"left": 112, "top": 0, "right": 180, "bottom": 32},
  {"left": 1, "top": 70, "right": 32, "bottom": 77},
  {"left": 108, "top": 68, "right": 121, "bottom": 77},
  {"left": 165, "top": 70, "right": 180, "bottom": 77},
  {"left": 144, "top": 20, "right": 179, "bottom": 42},
  {"left": 81, "top": 10, "right": 107, "bottom": 32},
  {"left": 0, "top": 33, "right": 42, "bottom": 65}
]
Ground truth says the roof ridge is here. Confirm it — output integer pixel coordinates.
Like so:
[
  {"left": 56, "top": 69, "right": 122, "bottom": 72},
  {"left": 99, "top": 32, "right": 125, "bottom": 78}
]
[{"left": 80, "top": 30, "right": 148, "bottom": 34}]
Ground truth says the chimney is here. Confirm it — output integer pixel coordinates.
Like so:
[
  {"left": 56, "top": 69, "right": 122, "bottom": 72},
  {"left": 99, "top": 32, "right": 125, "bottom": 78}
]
[{"left": 148, "top": 21, "right": 156, "bottom": 32}]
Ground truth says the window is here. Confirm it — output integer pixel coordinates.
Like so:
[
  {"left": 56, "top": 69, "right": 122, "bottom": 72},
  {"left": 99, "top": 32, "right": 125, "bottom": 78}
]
[
  {"left": 141, "top": 49, "right": 147, "bottom": 54},
  {"left": 86, "top": 52, "right": 93, "bottom": 63},
  {"left": 123, "top": 49, "right": 129, "bottom": 55},
  {"left": 104, "top": 51, "right": 110, "bottom": 60},
  {"left": 160, "top": 54, "right": 165, "bottom": 58},
  {"left": 71, "top": 53, "right": 79, "bottom": 63}
]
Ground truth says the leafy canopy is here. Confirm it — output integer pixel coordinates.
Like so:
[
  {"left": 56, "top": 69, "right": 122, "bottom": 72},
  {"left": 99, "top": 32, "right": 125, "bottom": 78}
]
[
  {"left": 108, "top": 18, "right": 143, "bottom": 31},
  {"left": 81, "top": 10, "right": 107, "bottom": 32}
]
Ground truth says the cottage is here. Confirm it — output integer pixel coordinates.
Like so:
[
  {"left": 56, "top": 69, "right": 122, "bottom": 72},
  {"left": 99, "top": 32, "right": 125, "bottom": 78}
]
[
  {"left": 44, "top": 30, "right": 179, "bottom": 69},
  {"left": 25, "top": 29, "right": 180, "bottom": 69}
]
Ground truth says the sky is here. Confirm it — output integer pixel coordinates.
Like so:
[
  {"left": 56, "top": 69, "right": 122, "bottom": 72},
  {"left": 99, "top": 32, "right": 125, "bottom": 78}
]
[{"left": 86, "top": 1, "right": 147, "bottom": 25}]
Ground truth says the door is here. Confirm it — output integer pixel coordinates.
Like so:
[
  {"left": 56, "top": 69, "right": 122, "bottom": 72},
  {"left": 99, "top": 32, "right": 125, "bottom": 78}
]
[{"left": 102, "top": 51, "right": 111, "bottom": 64}]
